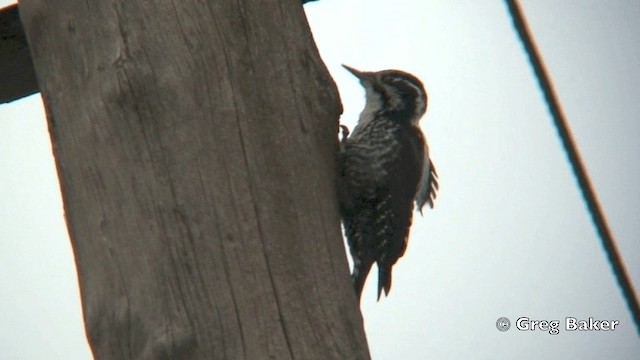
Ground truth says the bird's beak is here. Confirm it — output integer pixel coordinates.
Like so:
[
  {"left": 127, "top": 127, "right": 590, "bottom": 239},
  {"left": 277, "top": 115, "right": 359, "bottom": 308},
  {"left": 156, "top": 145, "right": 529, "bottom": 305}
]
[{"left": 342, "top": 64, "right": 372, "bottom": 82}]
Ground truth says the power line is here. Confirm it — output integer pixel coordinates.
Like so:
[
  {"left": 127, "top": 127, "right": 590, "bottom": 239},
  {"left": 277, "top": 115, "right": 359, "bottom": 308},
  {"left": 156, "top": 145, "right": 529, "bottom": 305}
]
[{"left": 505, "top": 0, "right": 640, "bottom": 335}]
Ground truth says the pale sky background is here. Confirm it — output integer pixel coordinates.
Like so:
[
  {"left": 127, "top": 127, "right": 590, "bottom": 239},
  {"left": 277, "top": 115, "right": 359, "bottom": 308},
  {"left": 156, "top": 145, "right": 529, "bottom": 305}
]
[{"left": 1, "top": 0, "right": 639, "bottom": 359}]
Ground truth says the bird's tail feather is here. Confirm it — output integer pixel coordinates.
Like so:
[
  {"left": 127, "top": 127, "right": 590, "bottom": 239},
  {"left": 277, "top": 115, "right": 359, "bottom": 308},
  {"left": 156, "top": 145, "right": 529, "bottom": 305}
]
[
  {"left": 352, "top": 260, "right": 374, "bottom": 302},
  {"left": 377, "top": 266, "right": 392, "bottom": 301}
]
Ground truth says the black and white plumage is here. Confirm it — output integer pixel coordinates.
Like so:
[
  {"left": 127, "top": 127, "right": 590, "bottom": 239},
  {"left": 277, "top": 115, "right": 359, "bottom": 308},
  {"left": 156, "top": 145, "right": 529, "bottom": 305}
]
[{"left": 338, "top": 65, "right": 438, "bottom": 301}]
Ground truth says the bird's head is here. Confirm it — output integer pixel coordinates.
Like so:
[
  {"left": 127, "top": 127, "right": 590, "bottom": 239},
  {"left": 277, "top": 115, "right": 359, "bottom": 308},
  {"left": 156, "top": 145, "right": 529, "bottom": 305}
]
[{"left": 343, "top": 65, "right": 428, "bottom": 125}]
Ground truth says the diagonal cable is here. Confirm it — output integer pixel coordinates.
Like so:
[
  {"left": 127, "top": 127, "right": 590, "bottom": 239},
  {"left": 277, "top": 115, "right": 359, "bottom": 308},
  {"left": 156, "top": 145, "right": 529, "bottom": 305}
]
[{"left": 505, "top": 0, "right": 640, "bottom": 335}]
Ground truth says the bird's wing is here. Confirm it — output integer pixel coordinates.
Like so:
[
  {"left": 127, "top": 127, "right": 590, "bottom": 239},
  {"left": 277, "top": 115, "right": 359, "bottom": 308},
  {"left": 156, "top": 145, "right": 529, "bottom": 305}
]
[{"left": 415, "top": 141, "right": 438, "bottom": 214}]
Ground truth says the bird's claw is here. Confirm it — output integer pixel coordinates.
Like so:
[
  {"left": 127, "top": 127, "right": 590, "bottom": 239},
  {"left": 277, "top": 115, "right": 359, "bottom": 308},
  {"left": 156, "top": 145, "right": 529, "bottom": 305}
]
[{"left": 339, "top": 124, "right": 350, "bottom": 143}]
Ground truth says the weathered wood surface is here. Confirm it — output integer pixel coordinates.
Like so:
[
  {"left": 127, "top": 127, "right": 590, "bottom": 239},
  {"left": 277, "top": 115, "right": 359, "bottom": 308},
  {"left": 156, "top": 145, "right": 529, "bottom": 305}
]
[{"left": 19, "top": 0, "right": 370, "bottom": 358}]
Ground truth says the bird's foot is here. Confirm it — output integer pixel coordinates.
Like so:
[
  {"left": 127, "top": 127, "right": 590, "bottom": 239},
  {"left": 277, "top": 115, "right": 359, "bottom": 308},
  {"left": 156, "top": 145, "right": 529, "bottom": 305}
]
[{"left": 339, "top": 124, "right": 350, "bottom": 143}]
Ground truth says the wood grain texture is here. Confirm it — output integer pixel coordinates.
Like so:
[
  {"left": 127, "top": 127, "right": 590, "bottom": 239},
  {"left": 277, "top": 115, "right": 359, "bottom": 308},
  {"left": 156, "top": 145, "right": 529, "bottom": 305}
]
[{"left": 19, "top": 0, "right": 370, "bottom": 358}]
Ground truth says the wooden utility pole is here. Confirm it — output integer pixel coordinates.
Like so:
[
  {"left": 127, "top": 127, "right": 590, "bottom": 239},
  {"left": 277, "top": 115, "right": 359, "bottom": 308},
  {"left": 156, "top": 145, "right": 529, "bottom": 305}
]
[{"left": 17, "top": 0, "right": 370, "bottom": 358}]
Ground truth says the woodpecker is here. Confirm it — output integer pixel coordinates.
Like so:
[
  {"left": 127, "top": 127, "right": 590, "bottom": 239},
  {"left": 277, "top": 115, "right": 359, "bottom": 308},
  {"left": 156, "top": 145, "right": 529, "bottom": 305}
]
[{"left": 338, "top": 65, "right": 438, "bottom": 301}]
